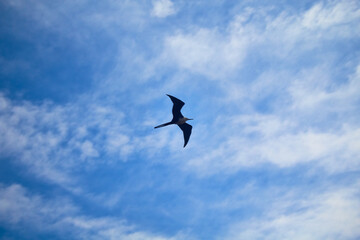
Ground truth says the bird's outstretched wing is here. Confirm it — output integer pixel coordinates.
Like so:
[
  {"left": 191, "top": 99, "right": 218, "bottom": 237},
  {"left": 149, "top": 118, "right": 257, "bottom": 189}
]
[
  {"left": 167, "top": 94, "right": 184, "bottom": 121},
  {"left": 178, "top": 123, "right": 192, "bottom": 148}
]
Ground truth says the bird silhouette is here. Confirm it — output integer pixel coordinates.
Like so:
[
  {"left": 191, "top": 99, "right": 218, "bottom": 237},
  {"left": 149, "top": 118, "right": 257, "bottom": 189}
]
[{"left": 154, "top": 94, "right": 193, "bottom": 147}]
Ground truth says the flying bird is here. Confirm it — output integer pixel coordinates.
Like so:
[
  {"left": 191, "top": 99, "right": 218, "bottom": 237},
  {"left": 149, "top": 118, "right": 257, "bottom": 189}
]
[{"left": 154, "top": 94, "right": 193, "bottom": 147}]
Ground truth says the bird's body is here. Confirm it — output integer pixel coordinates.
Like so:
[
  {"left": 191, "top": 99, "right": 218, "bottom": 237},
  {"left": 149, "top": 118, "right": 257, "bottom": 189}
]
[
  {"left": 154, "top": 94, "right": 193, "bottom": 147},
  {"left": 176, "top": 117, "right": 190, "bottom": 125}
]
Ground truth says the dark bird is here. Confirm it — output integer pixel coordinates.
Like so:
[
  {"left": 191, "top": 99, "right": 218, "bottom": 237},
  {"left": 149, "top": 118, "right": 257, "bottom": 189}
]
[{"left": 154, "top": 94, "right": 193, "bottom": 147}]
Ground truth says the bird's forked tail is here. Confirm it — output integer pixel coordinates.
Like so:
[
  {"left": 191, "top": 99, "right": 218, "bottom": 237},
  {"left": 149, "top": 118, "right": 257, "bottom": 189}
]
[{"left": 154, "top": 122, "right": 173, "bottom": 129}]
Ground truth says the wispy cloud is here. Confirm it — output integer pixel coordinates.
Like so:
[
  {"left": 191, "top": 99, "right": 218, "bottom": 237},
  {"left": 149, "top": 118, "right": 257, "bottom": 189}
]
[
  {"left": 221, "top": 182, "right": 360, "bottom": 240},
  {"left": 0, "top": 183, "right": 188, "bottom": 240},
  {"left": 1, "top": 0, "right": 360, "bottom": 239},
  {"left": 181, "top": 63, "right": 360, "bottom": 175},
  {"left": 157, "top": 0, "right": 360, "bottom": 80},
  {"left": 149, "top": 1, "right": 360, "bottom": 176},
  {"left": 151, "top": 0, "right": 176, "bottom": 18},
  {"left": 0, "top": 93, "right": 134, "bottom": 188}
]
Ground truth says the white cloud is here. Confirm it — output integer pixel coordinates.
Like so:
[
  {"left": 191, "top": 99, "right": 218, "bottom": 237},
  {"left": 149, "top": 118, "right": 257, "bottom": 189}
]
[
  {"left": 162, "top": 4, "right": 360, "bottom": 174},
  {"left": 163, "top": 28, "right": 248, "bottom": 79},
  {"left": 80, "top": 140, "right": 99, "bottom": 158},
  {"left": 0, "top": 93, "right": 134, "bottom": 187},
  {"left": 97, "top": 0, "right": 360, "bottom": 180},
  {"left": 0, "top": 184, "right": 76, "bottom": 227},
  {"left": 177, "top": 62, "right": 360, "bottom": 175},
  {"left": 255, "top": 127, "right": 360, "bottom": 169},
  {"left": 289, "top": 64, "right": 360, "bottom": 113},
  {"left": 185, "top": 113, "right": 360, "bottom": 175},
  {"left": 159, "top": 0, "right": 360, "bottom": 80},
  {"left": 151, "top": 0, "right": 176, "bottom": 18},
  {"left": 301, "top": 1, "right": 360, "bottom": 30},
  {"left": 0, "top": 183, "right": 188, "bottom": 240},
  {"left": 221, "top": 183, "right": 360, "bottom": 240}
]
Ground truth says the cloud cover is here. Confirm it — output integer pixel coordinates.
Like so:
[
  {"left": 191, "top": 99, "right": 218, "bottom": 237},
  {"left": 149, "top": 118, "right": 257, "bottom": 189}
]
[{"left": 1, "top": 0, "right": 360, "bottom": 239}]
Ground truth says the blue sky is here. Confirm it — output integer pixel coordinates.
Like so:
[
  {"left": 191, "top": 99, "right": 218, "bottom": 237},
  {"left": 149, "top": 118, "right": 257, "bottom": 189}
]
[{"left": 1, "top": 0, "right": 360, "bottom": 239}]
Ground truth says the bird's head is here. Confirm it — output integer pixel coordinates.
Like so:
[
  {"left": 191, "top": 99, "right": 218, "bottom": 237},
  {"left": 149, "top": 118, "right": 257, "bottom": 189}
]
[{"left": 184, "top": 117, "right": 193, "bottom": 122}]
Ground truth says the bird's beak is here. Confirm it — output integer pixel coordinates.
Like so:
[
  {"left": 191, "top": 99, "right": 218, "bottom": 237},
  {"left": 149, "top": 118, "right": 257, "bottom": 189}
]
[{"left": 188, "top": 118, "right": 193, "bottom": 120}]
